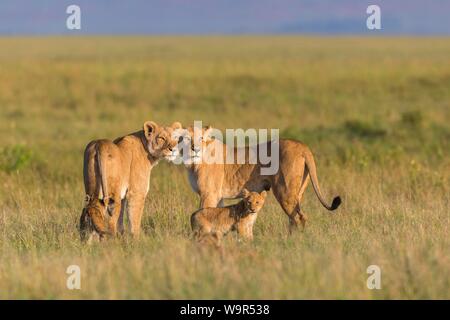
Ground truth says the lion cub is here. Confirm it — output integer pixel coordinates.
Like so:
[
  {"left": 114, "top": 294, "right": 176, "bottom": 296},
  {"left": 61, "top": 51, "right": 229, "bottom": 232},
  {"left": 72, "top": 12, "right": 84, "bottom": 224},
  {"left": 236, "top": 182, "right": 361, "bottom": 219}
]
[{"left": 191, "top": 189, "right": 267, "bottom": 246}]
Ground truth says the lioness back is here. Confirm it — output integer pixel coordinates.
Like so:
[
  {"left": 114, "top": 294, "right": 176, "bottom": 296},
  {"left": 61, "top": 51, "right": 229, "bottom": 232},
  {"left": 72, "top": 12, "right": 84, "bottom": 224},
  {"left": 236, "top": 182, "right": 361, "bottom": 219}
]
[{"left": 83, "top": 138, "right": 131, "bottom": 200}]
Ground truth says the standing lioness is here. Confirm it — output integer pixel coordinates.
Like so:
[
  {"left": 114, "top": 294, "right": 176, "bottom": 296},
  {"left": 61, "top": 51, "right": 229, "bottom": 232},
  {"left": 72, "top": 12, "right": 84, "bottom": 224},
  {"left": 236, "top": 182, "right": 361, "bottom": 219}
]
[
  {"left": 80, "top": 121, "right": 181, "bottom": 242},
  {"left": 181, "top": 126, "right": 341, "bottom": 232}
]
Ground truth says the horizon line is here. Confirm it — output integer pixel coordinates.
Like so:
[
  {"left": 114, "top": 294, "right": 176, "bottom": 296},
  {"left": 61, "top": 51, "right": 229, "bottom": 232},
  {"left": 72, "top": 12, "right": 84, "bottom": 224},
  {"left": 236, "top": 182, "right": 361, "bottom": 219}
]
[{"left": 0, "top": 32, "right": 449, "bottom": 38}]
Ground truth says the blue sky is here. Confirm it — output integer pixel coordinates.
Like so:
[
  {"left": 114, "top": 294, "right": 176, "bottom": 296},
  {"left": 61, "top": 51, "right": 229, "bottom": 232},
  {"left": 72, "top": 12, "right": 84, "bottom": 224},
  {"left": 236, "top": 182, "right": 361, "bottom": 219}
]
[{"left": 0, "top": 0, "right": 449, "bottom": 35}]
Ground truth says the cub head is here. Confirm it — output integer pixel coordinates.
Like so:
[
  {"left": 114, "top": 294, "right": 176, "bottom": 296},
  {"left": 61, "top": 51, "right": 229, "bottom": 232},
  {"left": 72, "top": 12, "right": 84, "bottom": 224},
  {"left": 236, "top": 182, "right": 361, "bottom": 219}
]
[
  {"left": 79, "top": 200, "right": 111, "bottom": 243},
  {"left": 242, "top": 189, "right": 267, "bottom": 214},
  {"left": 143, "top": 121, "right": 183, "bottom": 162}
]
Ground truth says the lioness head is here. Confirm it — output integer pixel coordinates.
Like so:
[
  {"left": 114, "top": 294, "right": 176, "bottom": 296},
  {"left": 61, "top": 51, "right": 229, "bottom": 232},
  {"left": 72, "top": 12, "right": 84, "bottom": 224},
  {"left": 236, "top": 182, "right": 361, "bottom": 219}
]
[
  {"left": 143, "top": 121, "right": 183, "bottom": 162},
  {"left": 242, "top": 189, "right": 267, "bottom": 214},
  {"left": 181, "top": 125, "right": 216, "bottom": 164}
]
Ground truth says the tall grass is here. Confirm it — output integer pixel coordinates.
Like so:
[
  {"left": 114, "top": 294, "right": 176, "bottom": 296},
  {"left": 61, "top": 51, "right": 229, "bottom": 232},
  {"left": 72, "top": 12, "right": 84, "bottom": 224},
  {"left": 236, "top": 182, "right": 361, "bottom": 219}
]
[{"left": 0, "top": 37, "right": 449, "bottom": 299}]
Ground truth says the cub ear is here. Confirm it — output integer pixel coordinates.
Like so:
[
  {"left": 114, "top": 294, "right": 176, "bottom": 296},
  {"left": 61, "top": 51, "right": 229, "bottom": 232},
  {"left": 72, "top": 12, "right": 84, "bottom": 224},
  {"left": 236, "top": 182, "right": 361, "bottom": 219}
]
[
  {"left": 241, "top": 188, "right": 250, "bottom": 198},
  {"left": 171, "top": 121, "right": 182, "bottom": 130},
  {"left": 260, "top": 190, "right": 267, "bottom": 198},
  {"left": 143, "top": 121, "right": 158, "bottom": 140}
]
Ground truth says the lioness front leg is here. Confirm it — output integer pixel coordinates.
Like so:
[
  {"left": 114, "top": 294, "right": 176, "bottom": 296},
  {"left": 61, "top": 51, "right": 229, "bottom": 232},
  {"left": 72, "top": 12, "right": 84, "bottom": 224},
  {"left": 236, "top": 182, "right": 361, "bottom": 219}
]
[
  {"left": 127, "top": 194, "right": 146, "bottom": 237},
  {"left": 107, "top": 196, "right": 122, "bottom": 236},
  {"left": 199, "top": 194, "right": 222, "bottom": 208},
  {"left": 118, "top": 198, "right": 128, "bottom": 235}
]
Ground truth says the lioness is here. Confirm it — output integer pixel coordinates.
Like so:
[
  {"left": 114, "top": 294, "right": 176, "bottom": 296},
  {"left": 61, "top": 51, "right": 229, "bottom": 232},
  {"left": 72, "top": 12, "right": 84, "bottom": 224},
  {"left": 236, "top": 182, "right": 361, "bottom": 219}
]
[
  {"left": 181, "top": 126, "right": 341, "bottom": 232},
  {"left": 79, "top": 121, "right": 182, "bottom": 242},
  {"left": 191, "top": 189, "right": 267, "bottom": 246}
]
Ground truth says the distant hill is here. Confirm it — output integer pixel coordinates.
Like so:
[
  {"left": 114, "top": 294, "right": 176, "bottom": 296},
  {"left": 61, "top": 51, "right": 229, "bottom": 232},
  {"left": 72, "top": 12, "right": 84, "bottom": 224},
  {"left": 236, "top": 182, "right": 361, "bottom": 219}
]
[{"left": 1, "top": 0, "right": 449, "bottom": 35}]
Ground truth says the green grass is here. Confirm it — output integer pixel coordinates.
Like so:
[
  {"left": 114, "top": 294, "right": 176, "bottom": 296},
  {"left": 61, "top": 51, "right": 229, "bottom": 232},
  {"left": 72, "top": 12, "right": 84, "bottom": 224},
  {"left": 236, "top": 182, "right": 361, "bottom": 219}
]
[{"left": 0, "top": 36, "right": 449, "bottom": 299}]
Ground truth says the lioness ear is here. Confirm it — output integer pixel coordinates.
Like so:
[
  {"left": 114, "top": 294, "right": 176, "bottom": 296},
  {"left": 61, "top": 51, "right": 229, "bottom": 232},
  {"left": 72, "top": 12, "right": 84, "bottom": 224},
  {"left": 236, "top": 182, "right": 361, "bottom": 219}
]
[
  {"left": 261, "top": 190, "right": 267, "bottom": 198},
  {"left": 171, "top": 121, "right": 182, "bottom": 130},
  {"left": 241, "top": 188, "right": 250, "bottom": 198},
  {"left": 143, "top": 121, "right": 158, "bottom": 140},
  {"left": 204, "top": 125, "right": 214, "bottom": 140}
]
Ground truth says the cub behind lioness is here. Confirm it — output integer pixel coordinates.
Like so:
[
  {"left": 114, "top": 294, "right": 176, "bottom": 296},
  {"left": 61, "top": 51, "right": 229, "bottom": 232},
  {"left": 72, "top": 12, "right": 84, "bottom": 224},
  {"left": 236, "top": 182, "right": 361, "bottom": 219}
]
[{"left": 191, "top": 189, "right": 267, "bottom": 246}]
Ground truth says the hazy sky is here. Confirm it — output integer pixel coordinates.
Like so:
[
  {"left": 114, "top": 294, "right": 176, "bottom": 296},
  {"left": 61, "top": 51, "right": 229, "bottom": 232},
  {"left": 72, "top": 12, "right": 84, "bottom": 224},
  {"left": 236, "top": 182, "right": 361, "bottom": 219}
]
[{"left": 0, "top": 0, "right": 449, "bottom": 35}]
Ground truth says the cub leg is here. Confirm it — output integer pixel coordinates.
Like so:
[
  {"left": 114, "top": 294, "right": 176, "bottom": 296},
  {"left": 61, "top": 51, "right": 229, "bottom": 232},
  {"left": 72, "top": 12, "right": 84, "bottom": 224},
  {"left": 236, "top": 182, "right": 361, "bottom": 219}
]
[
  {"left": 236, "top": 220, "right": 254, "bottom": 241},
  {"left": 211, "top": 231, "right": 222, "bottom": 248},
  {"left": 246, "top": 222, "right": 255, "bottom": 241},
  {"left": 197, "top": 227, "right": 214, "bottom": 244},
  {"left": 246, "top": 214, "right": 258, "bottom": 241},
  {"left": 79, "top": 207, "right": 91, "bottom": 242},
  {"left": 197, "top": 232, "right": 212, "bottom": 244}
]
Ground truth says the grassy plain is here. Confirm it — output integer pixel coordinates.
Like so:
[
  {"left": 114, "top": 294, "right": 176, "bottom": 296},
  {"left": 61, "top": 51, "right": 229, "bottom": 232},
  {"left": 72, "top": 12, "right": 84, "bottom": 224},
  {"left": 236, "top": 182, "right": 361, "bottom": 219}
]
[{"left": 0, "top": 36, "right": 449, "bottom": 299}]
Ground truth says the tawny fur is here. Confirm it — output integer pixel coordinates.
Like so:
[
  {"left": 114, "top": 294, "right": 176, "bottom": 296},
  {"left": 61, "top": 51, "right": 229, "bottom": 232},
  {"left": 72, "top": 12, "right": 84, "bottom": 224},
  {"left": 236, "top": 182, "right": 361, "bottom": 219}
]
[
  {"left": 182, "top": 126, "right": 341, "bottom": 232},
  {"left": 191, "top": 189, "right": 267, "bottom": 246},
  {"left": 79, "top": 121, "right": 182, "bottom": 242}
]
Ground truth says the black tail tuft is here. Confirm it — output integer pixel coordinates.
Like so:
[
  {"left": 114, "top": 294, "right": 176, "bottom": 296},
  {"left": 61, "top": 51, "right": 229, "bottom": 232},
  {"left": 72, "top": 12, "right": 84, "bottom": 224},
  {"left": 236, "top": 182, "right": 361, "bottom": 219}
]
[{"left": 330, "top": 196, "right": 342, "bottom": 211}]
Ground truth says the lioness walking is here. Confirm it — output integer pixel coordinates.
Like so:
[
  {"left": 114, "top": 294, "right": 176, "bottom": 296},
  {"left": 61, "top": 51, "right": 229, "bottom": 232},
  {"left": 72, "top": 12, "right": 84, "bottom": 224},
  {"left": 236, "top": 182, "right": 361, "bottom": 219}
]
[
  {"left": 191, "top": 189, "right": 267, "bottom": 246},
  {"left": 181, "top": 126, "right": 341, "bottom": 232},
  {"left": 80, "top": 121, "right": 182, "bottom": 242}
]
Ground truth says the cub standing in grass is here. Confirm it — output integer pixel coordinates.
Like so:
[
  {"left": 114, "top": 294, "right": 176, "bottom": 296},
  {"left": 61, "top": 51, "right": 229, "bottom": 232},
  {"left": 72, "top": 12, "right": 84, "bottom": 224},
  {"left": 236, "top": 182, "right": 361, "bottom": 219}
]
[
  {"left": 80, "top": 121, "right": 182, "bottom": 243},
  {"left": 191, "top": 189, "right": 267, "bottom": 246}
]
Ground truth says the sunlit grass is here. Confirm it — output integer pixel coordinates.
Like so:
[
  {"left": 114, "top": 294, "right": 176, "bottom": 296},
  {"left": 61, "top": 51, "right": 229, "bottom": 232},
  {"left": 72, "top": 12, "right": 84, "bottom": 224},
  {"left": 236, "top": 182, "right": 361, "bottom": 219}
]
[{"left": 0, "top": 36, "right": 449, "bottom": 299}]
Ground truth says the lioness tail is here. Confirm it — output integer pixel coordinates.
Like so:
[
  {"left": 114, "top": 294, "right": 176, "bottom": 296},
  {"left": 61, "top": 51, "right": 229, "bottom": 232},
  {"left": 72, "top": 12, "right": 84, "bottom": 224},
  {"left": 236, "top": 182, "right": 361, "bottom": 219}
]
[
  {"left": 304, "top": 151, "right": 341, "bottom": 211},
  {"left": 95, "top": 143, "right": 109, "bottom": 203}
]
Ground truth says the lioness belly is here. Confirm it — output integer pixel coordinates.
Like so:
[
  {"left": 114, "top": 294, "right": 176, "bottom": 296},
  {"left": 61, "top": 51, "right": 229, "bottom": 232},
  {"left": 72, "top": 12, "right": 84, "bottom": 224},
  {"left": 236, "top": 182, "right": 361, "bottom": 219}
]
[{"left": 222, "top": 178, "right": 271, "bottom": 199}]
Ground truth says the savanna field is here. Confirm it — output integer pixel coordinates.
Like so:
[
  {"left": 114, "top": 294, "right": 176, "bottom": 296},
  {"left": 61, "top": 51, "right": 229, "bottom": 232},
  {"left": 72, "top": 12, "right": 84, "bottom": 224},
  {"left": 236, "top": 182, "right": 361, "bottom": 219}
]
[{"left": 0, "top": 36, "right": 449, "bottom": 299}]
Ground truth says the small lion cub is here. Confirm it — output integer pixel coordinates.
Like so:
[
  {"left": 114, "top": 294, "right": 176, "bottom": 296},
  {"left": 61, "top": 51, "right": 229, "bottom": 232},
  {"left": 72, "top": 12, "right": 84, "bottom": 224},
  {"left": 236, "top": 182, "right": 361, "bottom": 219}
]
[{"left": 191, "top": 189, "right": 267, "bottom": 246}]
